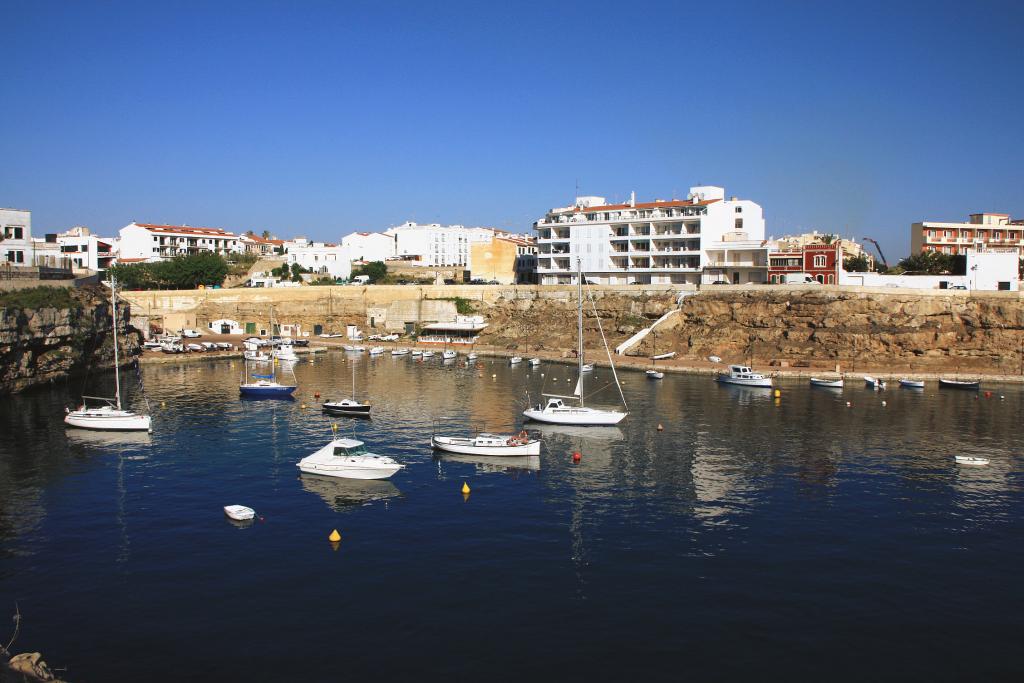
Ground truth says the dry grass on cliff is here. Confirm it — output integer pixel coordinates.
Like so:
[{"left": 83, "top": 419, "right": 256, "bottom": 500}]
[{"left": 0, "top": 287, "right": 79, "bottom": 311}]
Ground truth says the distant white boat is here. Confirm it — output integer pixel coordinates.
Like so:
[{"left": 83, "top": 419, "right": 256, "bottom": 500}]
[
  {"left": 509, "top": 356, "right": 522, "bottom": 365},
  {"left": 955, "top": 455, "right": 989, "bottom": 466},
  {"left": 273, "top": 345, "right": 299, "bottom": 361},
  {"left": 707, "top": 355, "right": 722, "bottom": 363},
  {"left": 646, "top": 370, "right": 664, "bottom": 380},
  {"left": 297, "top": 437, "right": 403, "bottom": 480},
  {"left": 391, "top": 348, "right": 410, "bottom": 356},
  {"left": 442, "top": 350, "right": 457, "bottom": 360},
  {"left": 939, "top": 378, "right": 980, "bottom": 391},
  {"left": 343, "top": 345, "right": 365, "bottom": 352},
  {"left": 581, "top": 363, "right": 594, "bottom": 372},
  {"left": 411, "top": 349, "right": 423, "bottom": 356},
  {"left": 421, "top": 350, "right": 435, "bottom": 358},
  {"left": 431, "top": 431, "right": 541, "bottom": 457},
  {"left": 368, "top": 346, "right": 385, "bottom": 356},
  {"left": 899, "top": 379, "right": 925, "bottom": 389},
  {"left": 528, "top": 357, "right": 541, "bottom": 366},
  {"left": 864, "top": 376, "right": 886, "bottom": 390},
  {"left": 467, "top": 352, "right": 478, "bottom": 361},
  {"left": 716, "top": 365, "right": 772, "bottom": 388},
  {"left": 810, "top": 377, "right": 844, "bottom": 388},
  {"left": 652, "top": 352, "right": 676, "bottom": 361},
  {"left": 224, "top": 505, "right": 255, "bottom": 521}
]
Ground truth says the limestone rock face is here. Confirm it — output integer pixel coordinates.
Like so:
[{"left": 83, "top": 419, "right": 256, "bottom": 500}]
[{"left": 0, "top": 286, "right": 142, "bottom": 394}]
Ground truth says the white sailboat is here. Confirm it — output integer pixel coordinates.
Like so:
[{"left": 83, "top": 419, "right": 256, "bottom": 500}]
[
  {"left": 523, "top": 258, "right": 627, "bottom": 426},
  {"left": 240, "top": 306, "right": 297, "bottom": 397},
  {"left": 65, "top": 275, "right": 152, "bottom": 433},
  {"left": 646, "top": 329, "right": 664, "bottom": 379}
]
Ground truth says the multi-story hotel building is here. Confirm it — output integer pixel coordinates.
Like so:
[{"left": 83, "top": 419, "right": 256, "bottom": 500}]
[
  {"left": 118, "top": 222, "right": 243, "bottom": 262},
  {"left": 911, "top": 213, "right": 1024, "bottom": 255},
  {"left": 384, "top": 222, "right": 505, "bottom": 268},
  {"left": 534, "top": 185, "right": 765, "bottom": 285}
]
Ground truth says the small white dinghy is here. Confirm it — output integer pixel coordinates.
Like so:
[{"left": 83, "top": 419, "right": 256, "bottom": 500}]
[
  {"left": 224, "top": 505, "right": 256, "bottom": 521},
  {"left": 864, "top": 376, "right": 886, "bottom": 390},
  {"left": 528, "top": 358, "right": 541, "bottom": 366},
  {"left": 646, "top": 370, "right": 664, "bottom": 380},
  {"left": 421, "top": 350, "right": 435, "bottom": 358},
  {"left": 954, "top": 456, "right": 990, "bottom": 467},
  {"left": 368, "top": 346, "right": 385, "bottom": 356},
  {"left": 899, "top": 379, "right": 925, "bottom": 389},
  {"left": 652, "top": 352, "right": 676, "bottom": 361},
  {"left": 810, "top": 377, "right": 844, "bottom": 388},
  {"left": 442, "top": 350, "right": 457, "bottom": 360},
  {"left": 391, "top": 348, "right": 410, "bottom": 356},
  {"left": 467, "top": 352, "right": 478, "bottom": 360},
  {"left": 509, "top": 356, "right": 523, "bottom": 365},
  {"left": 581, "top": 363, "right": 594, "bottom": 372},
  {"left": 411, "top": 349, "right": 423, "bottom": 357}
]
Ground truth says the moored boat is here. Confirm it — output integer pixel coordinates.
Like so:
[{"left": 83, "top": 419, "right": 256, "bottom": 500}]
[
  {"left": 322, "top": 398, "right": 371, "bottom": 416},
  {"left": 899, "top": 379, "right": 925, "bottom": 389},
  {"left": 716, "top": 365, "right": 773, "bottom": 388},
  {"left": 939, "top": 378, "right": 980, "bottom": 390},
  {"left": 391, "top": 348, "right": 410, "bottom": 356},
  {"left": 368, "top": 346, "right": 385, "bottom": 356},
  {"left": 864, "top": 376, "right": 886, "bottom": 390},
  {"left": 431, "top": 431, "right": 541, "bottom": 457},
  {"left": 528, "top": 357, "right": 541, "bottom": 366},
  {"left": 954, "top": 455, "right": 989, "bottom": 466},
  {"left": 651, "top": 351, "right": 676, "bottom": 361},
  {"left": 297, "top": 437, "right": 403, "bottom": 480},
  {"left": 224, "top": 505, "right": 256, "bottom": 521},
  {"left": 810, "top": 377, "right": 844, "bottom": 388},
  {"left": 442, "top": 350, "right": 457, "bottom": 360},
  {"left": 646, "top": 370, "right": 664, "bottom": 380},
  {"left": 509, "top": 356, "right": 522, "bottom": 365}
]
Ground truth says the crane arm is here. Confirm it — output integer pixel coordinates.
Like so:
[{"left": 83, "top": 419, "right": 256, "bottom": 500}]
[{"left": 861, "top": 237, "right": 888, "bottom": 270}]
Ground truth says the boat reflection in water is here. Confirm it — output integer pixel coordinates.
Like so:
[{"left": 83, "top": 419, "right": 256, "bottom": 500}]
[
  {"left": 434, "top": 453, "right": 540, "bottom": 474},
  {"left": 65, "top": 429, "right": 153, "bottom": 450},
  {"left": 299, "top": 473, "right": 402, "bottom": 511}
]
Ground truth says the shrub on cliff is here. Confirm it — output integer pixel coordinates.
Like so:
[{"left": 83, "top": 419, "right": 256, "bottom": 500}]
[
  {"left": 351, "top": 261, "right": 387, "bottom": 284},
  {"left": 110, "top": 253, "right": 230, "bottom": 289},
  {"left": 0, "top": 286, "right": 79, "bottom": 310}
]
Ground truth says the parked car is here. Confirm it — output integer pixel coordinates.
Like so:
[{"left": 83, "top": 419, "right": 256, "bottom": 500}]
[
  {"left": 181, "top": 329, "right": 202, "bottom": 338},
  {"left": 949, "top": 285, "right": 968, "bottom": 290},
  {"left": 710, "top": 280, "right": 730, "bottom": 285}
]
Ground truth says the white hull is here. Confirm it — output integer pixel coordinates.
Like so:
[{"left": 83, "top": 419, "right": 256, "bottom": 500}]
[
  {"left": 224, "top": 505, "right": 255, "bottom": 521},
  {"left": 297, "top": 439, "right": 403, "bottom": 480},
  {"left": 810, "top": 377, "right": 843, "bottom": 388},
  {"left": 65, "top": 409, "right": 152, "bottom": 432},
  {"left": 297, "top": 461, "right": 401, "bottom": 480},
  {"left": 899, "top": 379, "right": 925, "bottom": 389},
  {"left": 651, "top": 352, "right": 676, "bottom": 360},
  {"left": 432, "top": 435, "right": 541, "bottom": 456},
  {"left": 646, "top": 370, "right": 664, "bottom": 379},
  {"left": 523, "top": 406, "right": 626, "bottom": 425},
  {"left": 528, "top": 358, "right": 541, "bottom": 366},
  {"left": 955, "top": 456, "right": 989, "bottom": 466},
  {"left": 716, "top": 375, "right": 772, "bottom": 388},
  {"left": 391, "top": 349, "right": 410, "bottom": 356},
  {"left": 509, "top": 356, "right": 522, "bottom": 364}
]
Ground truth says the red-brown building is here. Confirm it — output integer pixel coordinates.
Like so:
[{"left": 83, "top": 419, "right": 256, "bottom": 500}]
[{"left": 767, "top": 243, "right": 841, "bottom": 284}]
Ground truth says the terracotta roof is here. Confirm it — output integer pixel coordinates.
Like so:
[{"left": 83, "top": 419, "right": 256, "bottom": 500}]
[
  {"left": 559, "top": 198, "right": 721, "bottom": 215},
  {"left": 136, "top": 223, "right": 236, "bottom": 237},
  {"left": 497, "top": 236, "right": 535, "bottom": 247},
  {"left": 117, "top": 257, "right": 149, "bottom": 263}
]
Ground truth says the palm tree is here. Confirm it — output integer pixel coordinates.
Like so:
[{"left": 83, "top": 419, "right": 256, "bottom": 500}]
[{"left": 261, "top": 230, "right": 271, "bottom": 240}]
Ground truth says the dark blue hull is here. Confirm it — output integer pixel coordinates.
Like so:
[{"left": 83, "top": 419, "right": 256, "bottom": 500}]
[{"left": 239, "top": 385, "right": 297, "bottom": 397}]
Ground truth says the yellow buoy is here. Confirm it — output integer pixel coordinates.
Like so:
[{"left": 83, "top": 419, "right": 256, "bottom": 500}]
[
  {"left": 328, "top": 529, "right": 341, "bottom": 542},
  {"left": 301, "top": 403, "right": 307, "bottom": 409},
  {"left": 773, "top": 389, "right": 781, "bottom": 398},
  {"left": 461, "top": 482, "right": 471, "bottom": 495}
]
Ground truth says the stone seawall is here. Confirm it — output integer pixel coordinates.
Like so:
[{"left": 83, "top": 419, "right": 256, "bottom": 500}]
[{"left": 0, "top": 286, "right": 142, "bottom": 394}]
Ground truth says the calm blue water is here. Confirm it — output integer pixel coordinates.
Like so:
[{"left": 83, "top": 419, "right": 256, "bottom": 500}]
[{"left": 1, "top": 353, "right": 1023, "bottom": 681}]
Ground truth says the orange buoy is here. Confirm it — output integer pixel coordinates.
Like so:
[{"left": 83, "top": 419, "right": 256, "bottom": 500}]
[
  {"left": 572, "top": 451, "right": 582, "bottom": 463},
  {"left": 314, "top": 392, "right": 320, "bottom": 398}
]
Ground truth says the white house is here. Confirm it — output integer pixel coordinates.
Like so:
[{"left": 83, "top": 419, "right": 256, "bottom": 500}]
[
  {"left": 57, "top": 232, "right": 116, "bottom": 271},
  {"left": 534, "top": 186, "right": 765, "bottom": 285},
  {"left": 839, "top": 247, "right": 1019, "bottom": 291},
  {"left": 1, "top": 208, "right": 32, "bottom": 265},
  {"left": 287, "top": 243, "right": 352, "bottom": 279},
  {"left": 342, "top": 231, "right": 395, "bottom": 263},
  {"left": 118, "top": 222, "right": 243, "bottom": 261},
  {"left": 384, "top": 221, "right": 497, "bottom": 267},
  {"left": 208, "top": 318, "right": 244, "bottom": 335}
]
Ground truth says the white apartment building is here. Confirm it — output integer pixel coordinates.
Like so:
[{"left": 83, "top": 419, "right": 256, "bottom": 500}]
[
  {"left": 911, "top": 212, "right": 1024, "bottom": 255},
  {"left": 534, "top": 186, "right": 765, "bottom": 285},
  {"left": 384, "top": 221, "right": 497, "bottom": 267},
  {"left": 287, "top": 243, "right": 352, "bottom": 280},
  {"left": 342, "top": 231, "right": 395, "bottom": 263},
  {"left": 1, "top": 208, "right": 32, "bottom": 265},
  {"left": 57, "top": 231, "right": 116, "bottom": 271},
  {"left": 118, "top": 222, "right": 243, "bottom": 261}
]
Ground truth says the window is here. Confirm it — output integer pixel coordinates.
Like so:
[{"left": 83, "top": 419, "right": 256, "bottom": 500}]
[
  {"left": 813, "top": 255, "right": 827, "bottom": 268},
  {"left": 816, "top": 274, "right": 824, "bottom": 283},
  {"left": 735, "top": 219, "right": 743, "bottom": 230},
  {"left": 4, "top": 226, "right": 24, "bottom": 239}
]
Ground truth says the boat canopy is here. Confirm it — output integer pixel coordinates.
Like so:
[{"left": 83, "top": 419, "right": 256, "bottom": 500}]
[{"left": 252, "top": 373, "right": 274, "bottom": 379}]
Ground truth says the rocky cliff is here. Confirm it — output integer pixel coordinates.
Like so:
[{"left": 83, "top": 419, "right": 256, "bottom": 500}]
[
  {"left": 626, "top": 289, "right": 1024, "bottom": 372},
  {"left": 0, "top": 286, "right": 142, "bottom": 394}
]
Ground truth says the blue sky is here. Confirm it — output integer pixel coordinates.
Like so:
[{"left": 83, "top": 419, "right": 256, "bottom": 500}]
[{"left": 3, "top": 0, "right": 1022, "bottom": 259}]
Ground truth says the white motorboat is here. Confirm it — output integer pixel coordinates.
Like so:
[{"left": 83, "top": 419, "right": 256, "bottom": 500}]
[
  {"left": 523, "top": 258, "right": 628, "bottom": 426},
  {"left": 528, "top": 358, "right": 541, "bottom": 366},
  {"left": 297, "top": 437, "right": 403, "bottom": 480},
  {"left": 65, "top": 274, "right": 152, "bottom": 433},
  {"left": 442, "top": 350, "right": 457, "bottom": 360},
  {"left": 273, "top": 345, "right": 299, "bottom": 361},
  {"left": 716, "top": 365, "right": 773, "bottom": 388},
  {"left": 810, "top": 377, "right": 844, "bottom": 388},
  {"left": 864, "top": 376, "right": 887, "bottom": 390},
  {"left": 899, "top": 379, "right": 925, "bottom": 389},
  {"left": 509, "top": 356, "right": 523, "bottom": 365},
  {"left": 391, "top": 348, "right": 410, "bottom": 356},
  {"left": 581, "top": 363, "right": 594, "bottom": 372},
  {"left": 224, "top": 505, "right": 255, "bottom": 521},
  {"left": 431, "top": 431, "right": 541, "bottom": 457},
  {"left": 368, "top": 346, "right": 385, "bottom": 356},
  {"left": 467, "top": 352, "right": 478, "bottom": 361},
  {"left": 646, "top": 370, "right": 664, "bottom": 380},
  {"left": 421, "top": 350, "right": 435, "bottom": 358},
  {"left": 143, "top": 341, "right": 163, "bottom": 350},
  {"left": 411, "top": 349, "right": 423, "bottom": 357},
  {"left": 954, "top": 455, "right": 990, "bottom": 466}
]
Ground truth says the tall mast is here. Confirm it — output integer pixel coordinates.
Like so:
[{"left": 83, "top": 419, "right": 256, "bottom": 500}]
[
  {"left": 111, "top": 274, "right": 122, "bottom": 410},
  {"left": 351, "top": 355, "right": 356, "bottom": 400},
  {"left": 577, "top": 257, "right": 584, "bottom": 406}
]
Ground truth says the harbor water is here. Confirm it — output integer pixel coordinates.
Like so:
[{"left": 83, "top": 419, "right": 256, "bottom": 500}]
[{"left": 1, "top": 353, "right": 1022, "bottom": 681}]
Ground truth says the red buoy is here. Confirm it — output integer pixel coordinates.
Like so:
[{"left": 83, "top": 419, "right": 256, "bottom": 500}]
[
  {"left": 572, "top": 451, "right": 582, "bottom": 463},
  {"left": 314, "top": 392, "right": 321, "bottom": 398}
]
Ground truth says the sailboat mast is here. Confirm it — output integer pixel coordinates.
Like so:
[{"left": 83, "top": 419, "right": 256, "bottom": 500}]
[
  {"left": 351, "top": 356, "right": 356, "bottom": 400},
  {"left": 577, "top": 258, "right": 584, "bottom": 406},
  {"left": 111, "top": 274, "right": 122, "bottom": 410}
]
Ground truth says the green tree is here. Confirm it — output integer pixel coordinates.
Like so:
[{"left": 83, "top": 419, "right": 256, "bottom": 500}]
[
  {"left": 820, "top": 233, "right": 837, "bottom": 245},
  {"left": 895, "top": 251, "right": 957, "bottom": 275},
  {"left": 261, "top": 230, "right": 271, "bottom": 240},
  {"left": 290, "top": 262, "right": 306, "bottom": 282},
  {"left": 351, "top": 261, "right": 387, "bottom": 283},
  {"left": 843, "top": 254, "right": 871, "bottom": 272}
]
